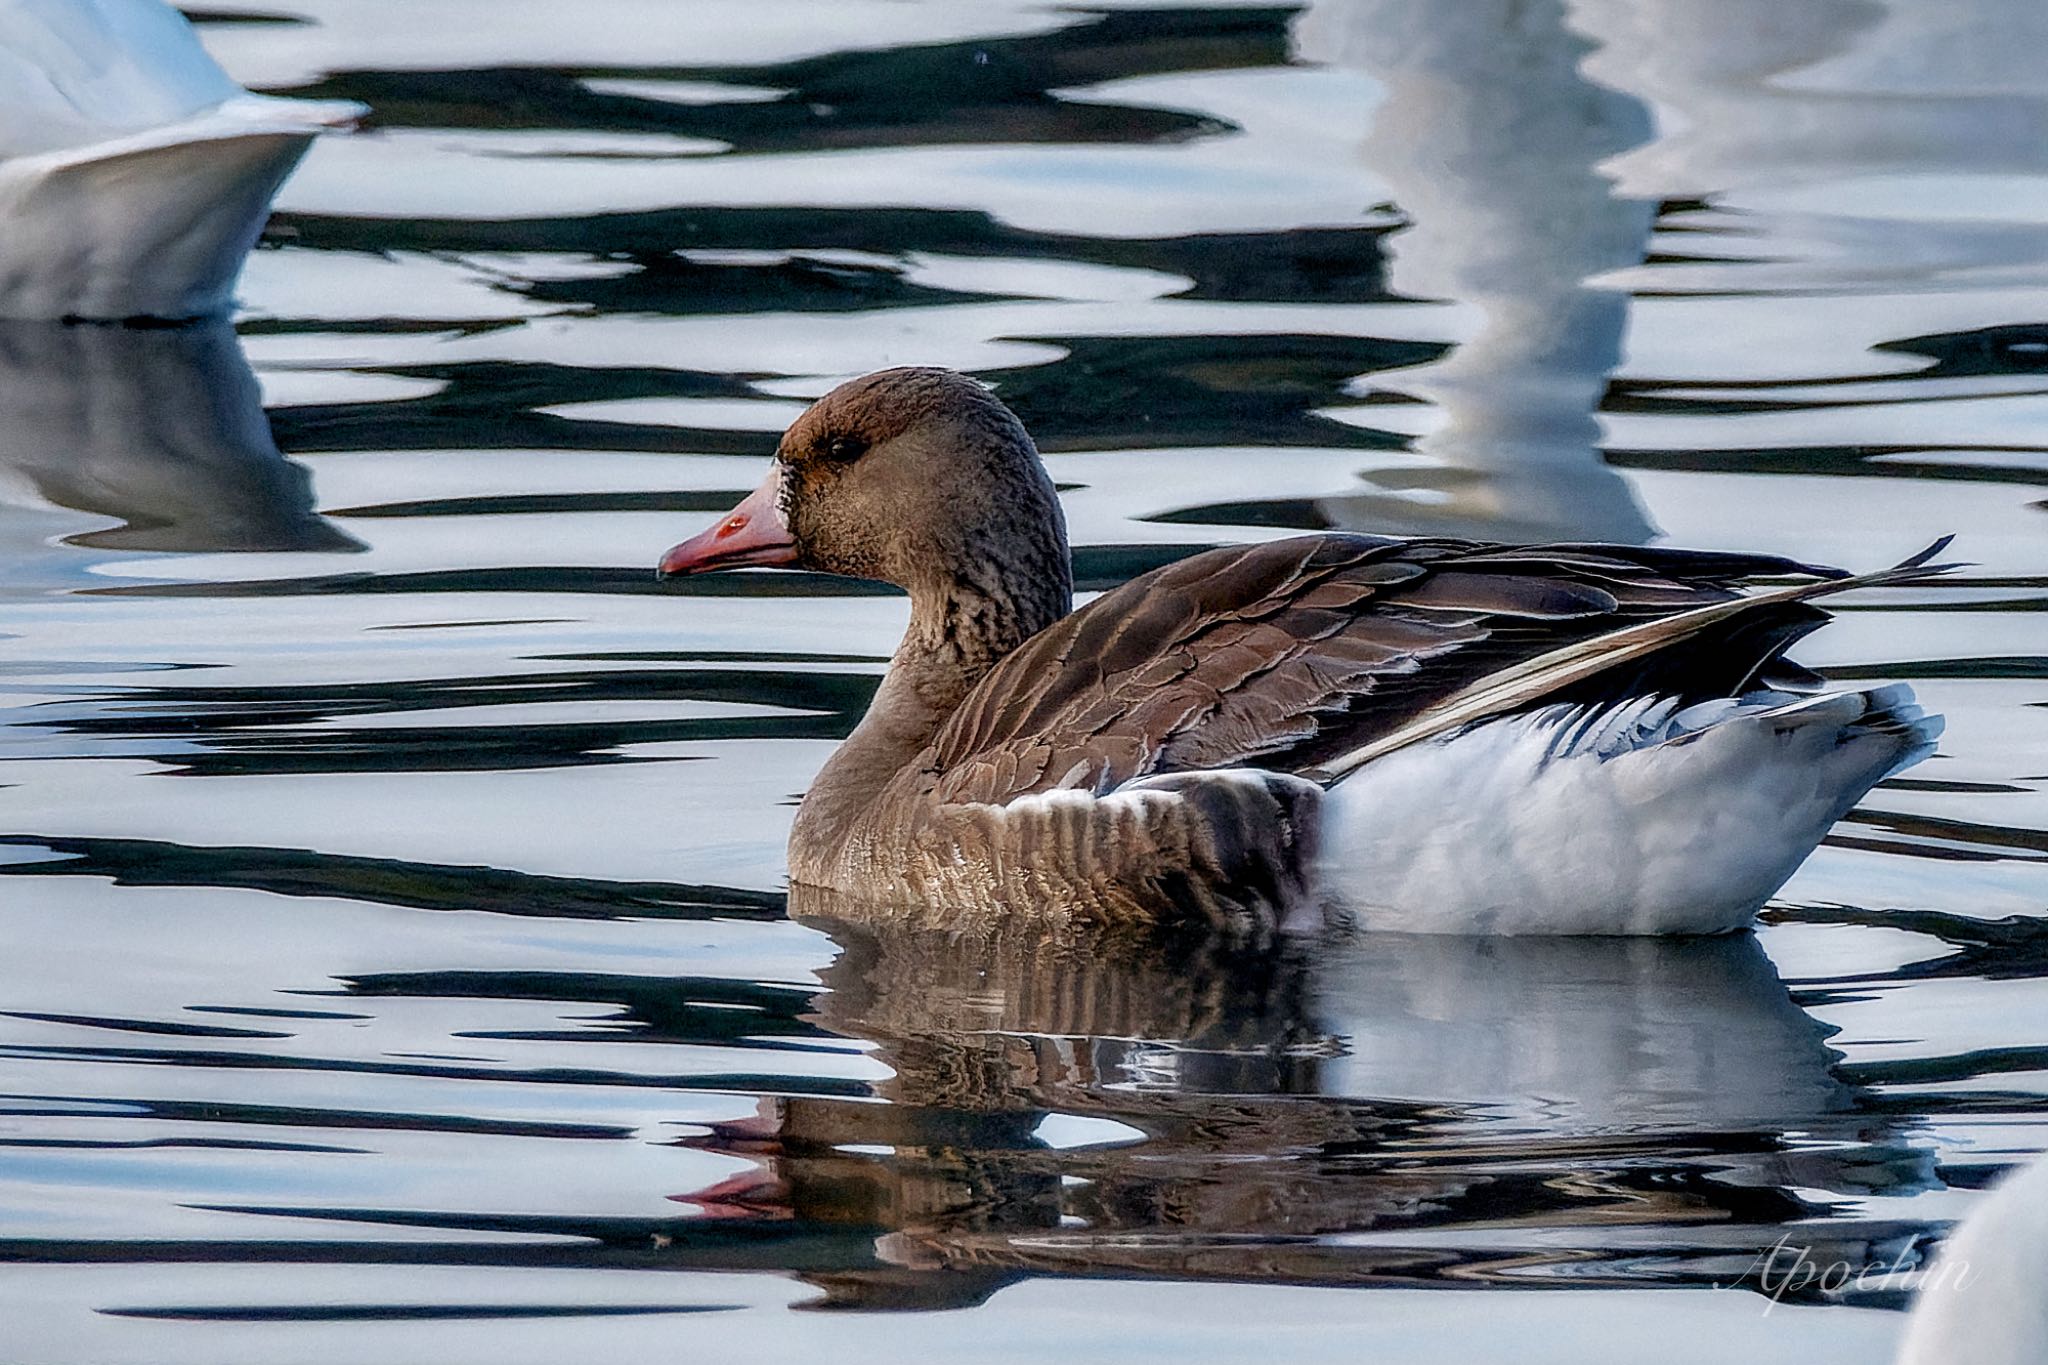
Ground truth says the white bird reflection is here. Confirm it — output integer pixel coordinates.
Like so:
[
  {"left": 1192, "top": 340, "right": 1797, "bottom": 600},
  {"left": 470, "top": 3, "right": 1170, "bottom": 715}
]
[
  {"left": 1570, "top": 0, "right": 2048, "bottom": 195},
  {"left": 0, "top": 320, "right": 360, "bottom": 558},
  {"left": 1567, "top": 0, "right": 2048, "bottom": 293},
  {"left": 1317, "top": 933, "right": 1851, "bottom": 1133},
  {"left": 1294, "top": 0, "right": 1659, "bottom": 543}
]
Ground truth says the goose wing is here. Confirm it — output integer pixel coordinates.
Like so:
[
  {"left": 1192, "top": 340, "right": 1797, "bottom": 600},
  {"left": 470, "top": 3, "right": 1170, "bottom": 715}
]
[{"left": 924, "top": 533, "right": 1935, "bottom": 806}]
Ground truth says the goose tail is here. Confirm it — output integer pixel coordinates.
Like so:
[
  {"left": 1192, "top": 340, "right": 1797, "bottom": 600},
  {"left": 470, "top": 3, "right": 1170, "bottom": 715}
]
[{"left": 1312, "top": 539, "right": 1961, "bottom": 782}]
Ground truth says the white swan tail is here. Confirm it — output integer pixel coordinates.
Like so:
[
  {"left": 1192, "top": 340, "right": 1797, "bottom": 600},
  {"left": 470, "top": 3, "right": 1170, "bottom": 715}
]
[{"left": 0, "top": 0, "right": 366, "bottom": 320}]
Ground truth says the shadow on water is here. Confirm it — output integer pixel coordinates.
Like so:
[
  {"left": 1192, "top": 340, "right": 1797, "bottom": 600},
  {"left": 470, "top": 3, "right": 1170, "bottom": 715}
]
[
  {"left": 264, "top": 205, "right": 1396, "bottom": 315},
  {"left": 0, "top": 833, "right": 787, "bottom": 920},
  {"left": 75, "top": 543, "right": 1215, "bottom": 602},
  {"left": 259, "top": 330, "right": 1424, "bottom": 458},
  {"left": 5, "top": 663, "right": 880, "bottom": 773}
]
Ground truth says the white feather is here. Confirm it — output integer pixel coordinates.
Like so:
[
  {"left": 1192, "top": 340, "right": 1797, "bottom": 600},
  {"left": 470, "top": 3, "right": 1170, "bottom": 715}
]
[{"left": 1317, "top": 687, "right": 1941, "bottom": 934}]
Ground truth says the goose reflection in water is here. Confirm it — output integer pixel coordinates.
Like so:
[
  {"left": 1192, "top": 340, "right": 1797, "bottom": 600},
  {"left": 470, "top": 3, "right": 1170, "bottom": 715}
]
[
  {"left": 1294, "top": 0, "right": 1658, "bottom": 544},
  {"left": 665, "top": 897, "right": 1930, "bottom": 1311},
  {"left": 0, "top": 320, "right": 361, "bottom": 566}
]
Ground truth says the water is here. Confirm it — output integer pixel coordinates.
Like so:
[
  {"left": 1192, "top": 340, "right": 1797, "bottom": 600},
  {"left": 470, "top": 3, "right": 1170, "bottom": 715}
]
[{"left": 2, "top": 2, "right": 2046, "bottom": 1360}]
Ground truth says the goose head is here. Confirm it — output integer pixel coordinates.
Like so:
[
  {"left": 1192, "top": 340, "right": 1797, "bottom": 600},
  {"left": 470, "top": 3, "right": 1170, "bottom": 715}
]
[{"left": 659, "top": 368, "right": 1073, "bottom": 652}]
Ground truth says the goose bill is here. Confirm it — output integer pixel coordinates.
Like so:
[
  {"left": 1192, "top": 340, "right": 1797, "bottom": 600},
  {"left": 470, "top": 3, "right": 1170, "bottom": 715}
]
[{"left": 658, "top": 475, "right": 798, "bottom": 576}]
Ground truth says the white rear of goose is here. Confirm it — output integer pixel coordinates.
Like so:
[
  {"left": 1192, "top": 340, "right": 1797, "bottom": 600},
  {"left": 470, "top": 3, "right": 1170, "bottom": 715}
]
[
  {"left": 0, "top": 0, "right": 365, "bottom": 321},
  {"left": 1320, "top": 686, "right": 1940, "bottom": 934}
]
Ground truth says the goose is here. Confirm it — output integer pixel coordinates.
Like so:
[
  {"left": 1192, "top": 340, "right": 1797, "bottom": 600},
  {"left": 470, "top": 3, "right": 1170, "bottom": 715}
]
[
  {"left": 658, "top": 367, "right": 1945, "bottom": 934},
  {"left": 0, "top": 0, "right": 365, "bottom": 321}
]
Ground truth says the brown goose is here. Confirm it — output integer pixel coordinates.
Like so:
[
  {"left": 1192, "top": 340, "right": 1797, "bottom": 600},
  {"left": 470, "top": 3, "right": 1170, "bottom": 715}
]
[{"left": 659, "top": 368, "right": 1944, "bottom": 934}]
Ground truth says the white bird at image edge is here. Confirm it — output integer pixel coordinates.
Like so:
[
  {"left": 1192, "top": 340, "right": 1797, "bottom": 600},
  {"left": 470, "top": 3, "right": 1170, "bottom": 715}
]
[{"left": 1897, "top": 1155, "right": 2048, "bottom": 1363}]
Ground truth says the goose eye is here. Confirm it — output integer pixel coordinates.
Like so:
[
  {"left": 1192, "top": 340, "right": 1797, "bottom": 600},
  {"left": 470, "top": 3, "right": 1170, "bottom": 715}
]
[{"left": 825, "top": 434, "right": 868, "bottom": 462}]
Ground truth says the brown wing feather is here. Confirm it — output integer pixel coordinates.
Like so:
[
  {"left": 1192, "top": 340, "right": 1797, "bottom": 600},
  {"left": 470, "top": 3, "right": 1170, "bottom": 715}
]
[{"left": 926, "top": 533, "right": 1844, "bottom": 806}]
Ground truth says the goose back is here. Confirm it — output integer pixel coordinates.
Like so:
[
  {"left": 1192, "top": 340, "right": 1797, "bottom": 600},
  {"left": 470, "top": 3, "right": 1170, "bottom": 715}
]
[{"left": 923, "top": 533, "right": 1836, "bottom": 807}]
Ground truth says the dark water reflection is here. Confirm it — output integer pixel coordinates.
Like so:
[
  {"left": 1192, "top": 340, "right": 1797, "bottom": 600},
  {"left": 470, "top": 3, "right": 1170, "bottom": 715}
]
[
  {"left": 1, "top": 1, "right": 2046, "bottom": 1361},
  {"left": 283, "top": 5, "right": 1283, "bottom": 153}
]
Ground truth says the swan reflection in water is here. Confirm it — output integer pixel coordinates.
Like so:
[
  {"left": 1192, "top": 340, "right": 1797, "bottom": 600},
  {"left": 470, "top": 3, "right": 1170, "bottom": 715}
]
[
  {"left": 668, "top": 892, "right": 1931, "bottom": 1311},
  {"left": 0, "top": 319, "right": 360, "bottom": 562},
  {"left": 1293, "top": 0, "right": 1659, "bottom": 544},
  {"left": 1571, "top": 0, "right": 2048, "bottom": 223},
  {"left": 1291, "top": 0, "right": 2048, "bottom": 547}
]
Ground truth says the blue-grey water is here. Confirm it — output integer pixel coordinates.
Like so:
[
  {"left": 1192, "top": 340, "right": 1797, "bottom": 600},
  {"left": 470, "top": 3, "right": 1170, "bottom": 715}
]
[{"left": 3, "top": 2, "right": 2046, "bottom": 1361}]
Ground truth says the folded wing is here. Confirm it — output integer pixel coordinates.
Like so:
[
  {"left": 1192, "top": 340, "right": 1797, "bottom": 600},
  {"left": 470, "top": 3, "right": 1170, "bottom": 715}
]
[{"left": 925, "top": 533, "right": 1881, "bottom": 806}]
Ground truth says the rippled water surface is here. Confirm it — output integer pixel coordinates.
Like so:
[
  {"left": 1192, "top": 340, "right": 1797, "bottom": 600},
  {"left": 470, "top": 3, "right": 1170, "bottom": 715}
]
[{"left": 4, "top": 2, "right": 2048, "bottom": 1361}]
